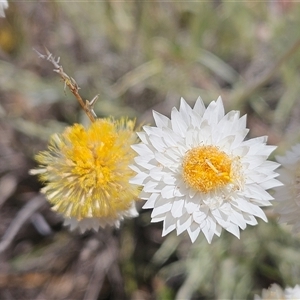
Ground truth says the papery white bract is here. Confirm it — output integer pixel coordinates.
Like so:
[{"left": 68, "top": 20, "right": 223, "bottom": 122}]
[
  {"left": 0, "top": 0, "right": 8, "bottom": 18},
  {"left": 130, "top": 96, "right": 281, "bottom": 243},
  {"left": 274, "top": 143, "right": 300, "bottom": 233}
]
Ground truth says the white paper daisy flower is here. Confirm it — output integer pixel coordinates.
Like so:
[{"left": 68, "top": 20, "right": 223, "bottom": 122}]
[
  {"left": 130, "top": 96, "right": 281, "bottom": 243},
  {"left": 274, "top": 143, "right": 300, "bottom": 233}
]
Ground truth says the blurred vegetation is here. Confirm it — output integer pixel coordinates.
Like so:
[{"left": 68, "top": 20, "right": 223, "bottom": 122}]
[{"left": 1, "top": 1, "right": 300, "bottom": 299}]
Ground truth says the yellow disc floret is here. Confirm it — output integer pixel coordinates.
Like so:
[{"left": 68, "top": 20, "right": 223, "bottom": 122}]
[
  {"left": 33, "top": 118, "right": 139, "bottom": 221},
  {"left": 182, "top": 145, "right": 235, "bottom": 193}
]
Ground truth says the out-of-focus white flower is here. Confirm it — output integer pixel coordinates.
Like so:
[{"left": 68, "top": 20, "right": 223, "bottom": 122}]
[
  {"left": 0, "top": 0, "right": 8, "bottom": 18},
  {"left": 254, "top": 283, "right": 300, "bottom": 300},
  {"left": 285, "top": 284, "right": 300, "bottom": 299},
  {"left": 130, "top": 96, "right": 281, "bottom": 243},
  {"left": 274, "top": 143, "right": 300, "bottom": 233}
]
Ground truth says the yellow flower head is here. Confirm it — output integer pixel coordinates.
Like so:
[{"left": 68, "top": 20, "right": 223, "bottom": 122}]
[{"left": 30, "top": 118, "right": 140, "bottom": 232}]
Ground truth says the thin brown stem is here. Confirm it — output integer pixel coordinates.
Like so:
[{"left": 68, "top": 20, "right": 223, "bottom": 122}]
[{"left": 34, "top": 47, "right": 98, "bottom": 123}]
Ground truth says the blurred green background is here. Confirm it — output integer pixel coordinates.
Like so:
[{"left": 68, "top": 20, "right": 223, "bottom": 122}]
[{"left": 1, "top": 1, "right": 300, "bottom": 299}]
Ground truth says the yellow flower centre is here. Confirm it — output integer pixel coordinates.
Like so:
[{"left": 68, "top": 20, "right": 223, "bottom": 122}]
[
  {"left": 68, "top": 123, "right": 118, "bottom": 190},
  {"left": 182, "top": 145, "right": 234, "bottom": 193}
]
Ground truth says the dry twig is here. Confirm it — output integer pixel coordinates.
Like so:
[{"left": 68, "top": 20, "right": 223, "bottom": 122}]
[{"left": 33, "top": 47, "right": 98, "bottom": 123}]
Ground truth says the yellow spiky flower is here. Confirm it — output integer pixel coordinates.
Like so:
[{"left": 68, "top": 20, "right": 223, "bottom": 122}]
[{"left": 30, "top": 118, "right": 139, "bottom": 232}]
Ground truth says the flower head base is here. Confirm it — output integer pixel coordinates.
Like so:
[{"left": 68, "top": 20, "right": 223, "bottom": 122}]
[
  {"left": 182, "top": 145, "right": 242, "bottom": 193},
  {"left": 30, "top": 118, "right": 139, "bottom": 232},
  {"left": 130, "top": 96, "right": 281, "bottom": 243},
  {"left": 274, "top": 143, "right": 300, "bottom": 233}
]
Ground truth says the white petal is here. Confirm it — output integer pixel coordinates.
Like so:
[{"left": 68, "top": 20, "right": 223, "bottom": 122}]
[
  {"left": 179, "top": 97, "right": 193, "bottom": 125},
  {"left": 155, "top": 152, "right": 176, "bottom": 168},
  {"left": 259, "top": 178, "right": 282, "bottom": 190},
  {"left": 185, "top": 199, "right": 199, "bottom": 214},
  {"left": 229, "top": 209, "right": 247, "bottom": 229},
  {"left": 162, "top": 213, "right": 176, "bottom": 236},
  {"left": 201, "top": 217, "right": 216, "bottom": 243},
  {"left": 132, "top": 143, "right": 153, "bottom": 156},
  {"left": 176, "top": 213, "right": 192, "bottom": 234},
  {"left": 171, "top": 107, "right": 188, "bottom": 136},
  {"left": 151, "top": 216, "right": 165, "bottom": 223},
  {"left": 148, "top": 135, "right": 167, "bottom": 152},
  {"left": 193, "top": 208, "right": 209, "bottom": 224},
  {"left": 193, "top": 96, "right": 206, "bottom": 115},
  {"left": 151, "top": 198, "right": 172, "bottom": 217},
  {"left": 243, "top": 183, "right": 274, "bottom": 201},
  {"left": 171, "top": 199, "right": 185, "bottom": 218},
  {"left": 232, "top": 199, "right": 267, "bottom": 222},
  {"left": 153, "top": 110, "right": 171, "bottom": 128},
  {"left": 203, "top": 98, "right": 224, "bottom": 125},
  {"left": 211, "top": 208, "right": 229, "bottom": 227},
  {"left": 224, "top": 222, "right": 240, "bottom": 238},
  {"left": 150, "top": 167, "right": 164, "bottom": 181},
  {"left": 187, "top": 222, "right": 201, "bottom": 243},
  {"left": 144, "top": 180, "right": 160, "bottom": 193},
  {"left": 243, "top": 214, "right": 258, "bottom": 226},
  {"left": 143, "top": 193, "right": 159, "bottom": 209},
  {"left": 161, "top": 185, "right": 177, "bottom": 199},
  {"left": 162, "top": 173, "right": 177, "bottom": 185},
  {"left": 130, "top": 171, "right": 149, "bottom": 185}
]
